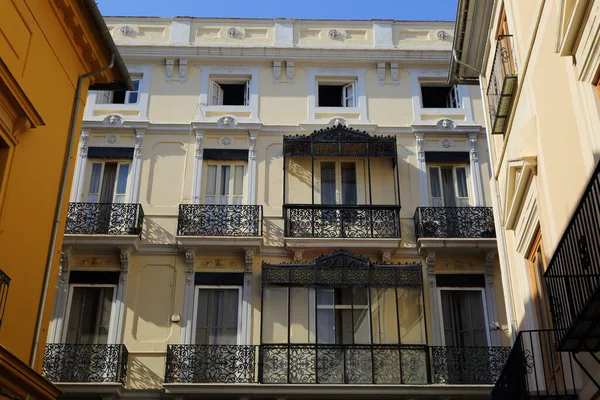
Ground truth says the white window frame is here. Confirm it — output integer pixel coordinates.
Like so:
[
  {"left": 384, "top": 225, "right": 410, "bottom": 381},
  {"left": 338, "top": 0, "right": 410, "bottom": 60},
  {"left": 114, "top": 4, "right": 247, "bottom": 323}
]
[
  {"left": 315, "top": 159, "right": 366, "bottom": 205},
  {"left": 201, "top": 161, "right": 247, "bottom": 205},
  {"left": 209, "top": 77, "right": 250, "bottom": 106},
  {"left": 436, "top": 287, "right": 491, "bottom": 347},
  {"left": 316, "top": 80, "right": 357, "bottom": 108},
  {"left": 306, "top": 67, "right": 369, "bottom": 124},
  {"left": 62, "top": 284, "right": 119, "bottom": 344},
  {"left": 427, "top": 164, "right": 472, "bottom": 207},
  {"left": 95, "top": 78, "right": 141, "bottom": 105},
  {"left": 316, "top": 287, "right": 371, "bottom": 344},
  {"left": 192, "top": 285, "right": 243, "bottom": 345},
  {"left": 83, "top": 159, "right": 132, "bottom": 203}
]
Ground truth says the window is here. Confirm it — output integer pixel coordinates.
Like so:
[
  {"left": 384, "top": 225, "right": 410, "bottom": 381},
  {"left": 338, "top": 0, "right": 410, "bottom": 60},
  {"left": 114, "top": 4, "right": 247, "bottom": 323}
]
[
  {"left": 210, "top": 78, "right": 250, "bottom": 106},
  {"left": 64, "top": 285, "right": 117, "bottom": 344},
  {"left": 527, "top": 231, "right": 552, "bottom": 330},
  {"left": 439, "top": 289, "right": 489, "bottom": 347},
  {"left": 203, "top": 162, "right": 245, "bottom": 204},
  {"left": 193, "top": 287, "right": 242, "bottom": 345},
  {"left": 86, "top": 161, "right": 130, "bottom": 203},
  {"left": 428, "top": 165, "right": 469, "bottom": 206},
  {"left": 96, "top": 79, "right": 140, "bottom": 105},
  {"left": 421, "top": 84, "right": 461, "bottom": 108},
  {"left": 317, "top": 287, "right": 370, "bottom": 344},
  {"left": 318, "top": 82, "right": 356, "bottom": 107},
  {"left": 320, "top": 161, "right": 358, "bottom": 205}
]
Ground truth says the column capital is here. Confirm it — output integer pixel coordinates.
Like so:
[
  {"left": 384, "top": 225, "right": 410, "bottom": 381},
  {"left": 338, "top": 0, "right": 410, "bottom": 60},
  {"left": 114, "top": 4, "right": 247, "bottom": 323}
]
[
  {"left": 79, "top": 130, "right": 90, "bottom": 158},
  {"left": 415, "top": 133, "right": 425, "bottom": 162},
  {"left": 244, "top": 248, "right": 255, "bottom": 274},
  {"left": 195, "top": 131, "right": 204, "bottom": 159},
  {"left": 185, "top": 248, "right": 196, "bottom": 274}
]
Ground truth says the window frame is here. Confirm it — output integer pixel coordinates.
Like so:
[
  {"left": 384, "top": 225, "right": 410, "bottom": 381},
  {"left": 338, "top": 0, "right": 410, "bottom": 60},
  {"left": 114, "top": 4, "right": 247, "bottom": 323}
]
[
  {"left": 315, "top": 159, "right": 365, "bottom": 205},
  {"left": 192, "top": 285, "right": 243, "bottom": 345},
  {"left": 83, "top": 159, "right": 132, "bottom": 203},
  {"left": 427, "top": 164, "right": 471, "bottom": 207},
  {"left": 95, "top": 78, "right": 141, "bottom": 105},
  {"left": 420, "top": 83, "right": 462, "bottom": 109},
  {"left": 201, "top": 160, "right": 247, "bottom": 205},
  {"left": 209, "top": 77, "right": 251, "bottom": 106}
]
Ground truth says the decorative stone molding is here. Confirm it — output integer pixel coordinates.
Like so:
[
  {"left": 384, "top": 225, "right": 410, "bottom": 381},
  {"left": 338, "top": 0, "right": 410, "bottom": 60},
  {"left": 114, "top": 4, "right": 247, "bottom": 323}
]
[
  {"left": 249, "top": 133, "right": 257, "bottom": 160},
  {"left": 425, "top": 251, "right": 436, "bottom": 288},
  {"left": 198, "top": 259, "right": 239, "bottom": 269},
  {"left": 293, "top": 250, "right": 303, "bottom": 262},
  {"left": 390, "top": 63, "right": 399, "bottom": 86},
  {"left": 273, "top": 61, "right": 281, "bottom": 84},
  {"left": 328, "top": 117, "right": 347, "bottom": 127},
  {"left": 244, "top": 248, "right": 254, "bottom": 274},
  {"left": 103, "top": 114, "right": 123, "bottom": 127},
  {"left": 221, "top": 137, "right": 232, "bottom": 146},
  {"left": 377, "top": 62, "right": 386, "bottom": 86},
  {"left": 415, "top": 133, "right": 425, "bottom": 162},
  {"left": 59, "top": 247, "right": 72, "bottom": 283},
  {"left": 217, "top": 116, "right": 237, "bottom": 127},
  {"left": 439, "top": 261, "right": 480, "bottom": 271},
  {"left": 437, "top": 118, "right": 455, "bottom": 130},
  {"left": 119, "top": 248, "right": 131, "bottom": 273},
  {"left": 328, "top": 29, "right": 341, "bottom": 39},
  {"left": 166, "top": 59, "right": 174, "bottom": 83},
  {"left": 286, "top": 61, "right": 294, "bottom": 84},
  {"left": 437, "top": 30, "right": 449, "bottom": 41},
  {"left": 195, "top": 131, "right": 204, "bottom": 159},
  {"left": 227, "top": 27, "right": 240, "bottom": 38},
  {"left": 79, "top": 130, "right": 89, "bottom": 158},
  {"left": 134, "top": 130, "right": 144, "bottom": 159},
  {"left": 74, "top": 256, "right": 119, "bottom": 269},
  {"left": 120, "top": 25, "right": 133, "bottom": 36},
  {"left": 179, "top": 59, "right": 188, "bottom": 83},
  {"left": 185, "top": 248, "right": 196, "bottom": 274},
  {"left": 485, "top": 251, "right": 496, "bottom": 288},
  {"left": 106, "top": 135, "right": 117, "bottom": 144},
  {"left": 469, "top": 133, "right": 479, "bottom": 162},
  {"left": 381, "top": 250, "right": 391, "bottom": 263},
  {"left": 442, "top": 139, "right": 453, "bottom": 148}
]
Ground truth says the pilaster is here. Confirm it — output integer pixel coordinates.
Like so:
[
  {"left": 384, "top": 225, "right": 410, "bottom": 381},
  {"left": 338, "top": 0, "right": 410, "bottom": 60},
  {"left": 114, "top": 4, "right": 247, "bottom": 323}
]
[
  {"left": 129, "top": 129, "right": 145, "bottom": 203},
  {"left": 48, "top": 247, "right": 72, "bottom": 343},
  {"left": 191, "top": 131, "right": 204, "bottom": 204},
  {"left": 426, "top": 251, "right": 441, "bottom": 345},
  {"left": 469, "top": 133, "right": 485, "bottom": 206},
  {"left": 242, "top": 248, "right": 255, "bottom": 345},
  {"left": 415, "top": 133, "right": 429, "bottom": 206},
  {"left": 247, "top": 131, "right": 258, "bottom": 205},
  {"left": 181, "top": 248, "right": 196, "bottom": 344},
  {"left": 72, "top": 130, "right": 90, "bottom": 201},
  {"left": 484, "top": 250, "right": 501, "bottom": 345},
  {"left": 113, "top": 248, "right": 131, "bottom": 344}
]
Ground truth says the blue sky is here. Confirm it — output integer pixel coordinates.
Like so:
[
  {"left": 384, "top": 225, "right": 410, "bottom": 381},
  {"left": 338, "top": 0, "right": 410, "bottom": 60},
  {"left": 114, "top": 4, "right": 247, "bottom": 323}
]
[{"left": 97, "top": 0, "right": 458, "bottom": 21}]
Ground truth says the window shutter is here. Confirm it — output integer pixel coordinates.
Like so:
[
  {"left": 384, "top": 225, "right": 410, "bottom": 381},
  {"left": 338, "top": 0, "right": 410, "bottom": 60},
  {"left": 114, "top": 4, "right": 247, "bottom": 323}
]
[
  {"left": 428, "top": 167, "right": 443, "bottom": 206},
  {"left": 343, "top": 82, "right": 356, "bottom": 107},
  {"left": 244, "top": 80, "right": 250, "bottom": 106},
  {"left": 211, "top": 81, "right": 223, "bottom": 105},
  {"left": 96, "top": 91, "right": 111, "bottom": 104},
  {"left": 455, "top": 167, "right": 470, "bottom": 206}
]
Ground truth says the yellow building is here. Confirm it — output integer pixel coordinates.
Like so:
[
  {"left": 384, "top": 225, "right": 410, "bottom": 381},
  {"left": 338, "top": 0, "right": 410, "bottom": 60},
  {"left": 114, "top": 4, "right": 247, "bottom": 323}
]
[
  {"left": 451, "top": 0, "right": 600, "bottom": 399},
  {"left": 0, "top": 0, "right": 130, "bottom": 398},
  {"left": 43, "top": 16, "right": 510, "bottom": 399}
]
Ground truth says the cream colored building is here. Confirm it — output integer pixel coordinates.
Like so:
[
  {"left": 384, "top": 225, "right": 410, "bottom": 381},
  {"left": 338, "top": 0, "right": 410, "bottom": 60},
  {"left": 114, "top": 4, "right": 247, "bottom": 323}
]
[
  {"left": 451, "top": 1, "right": 600, "bottom": 399},
  {"left": 42, "top": 17, "right": 510, "bottom": 399}
]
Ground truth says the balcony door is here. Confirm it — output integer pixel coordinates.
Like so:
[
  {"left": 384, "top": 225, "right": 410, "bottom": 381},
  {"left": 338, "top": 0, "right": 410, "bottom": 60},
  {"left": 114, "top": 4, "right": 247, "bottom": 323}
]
[
  {"left": 63, "top": 285, "right": 117, "bottom": 345},
  {"left": 439, "top": 288, "right": 490, "bottom": 347},
  {"left": 193, "top": 287, "right": 242, "bottom": 345},
  {"left": 86, "top": 161, "right": 130, "bottom": 204},
  {"left": 428, "top": 166, "right": 470, "bottom": 207},
  {"left": 319, "top": 161, "right": 359, "bottom": 205},
  {"left": 203, "top": 163, "right": 245, "bottom": 205}
]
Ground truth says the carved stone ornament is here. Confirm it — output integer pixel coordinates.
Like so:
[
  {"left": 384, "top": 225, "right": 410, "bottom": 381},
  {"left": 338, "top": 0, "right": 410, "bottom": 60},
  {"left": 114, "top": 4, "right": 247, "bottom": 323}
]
[
  {"left": 273, "top": 61, "right": 281, "bottom": 84},
  {"left": 198, "top": 259, "right": 239, "bottom": 269},
  {"left": 381, "top": 250, "right": 391, "bottom": 263},
  {"left": 185, "top": 248, "right": 196, "bottom": 274},
  {"left": 227, "top": 27, "right": 240, "bottom": 38},
  {"left": 217, "top": 116, "right": 237, "bottom": 127},
  {"left": 439, "top": 261, "right": 480, "bottom": 271},
  {"left": 415, "top": 134, "right": 425, "bottom": 162},
  {"left": 120, "top": 25, "right": 133, "bottom": 36},
  {"left": 165, "top": 59, "right": 174, "bottom": 83},
  {"left": 328, "top": 29, "right": 341, "bottom": 39},
  {"left": 437, "top": 30, "right": 449, "bottom": 40},
  {"left": 286, "top": 61, "right": 294, "bottom": 84},
  {"left": 437, "top": 118, "right": 455, "bottom": 130},
  {"left": 377, "top": 62, "right": 386, "bottom": 86},
  {"left": 390, "top": 63, "right": 399, "bottom": 86},
  {"left": 442, "top": 139, "right": 453, "bottom": 148},
  {"left": 426, "top": 251, "right": 436, "bottom": 288},
  {"left": 179, "top": 59, "right": 188, "bottom": 83},
  {"left": 59, "top": 248, "right": 72, "bottom": 275},
  {"left": 249, "top": 133, "right": 257, "bottom": 160},
  {"left": 221, "top": 137, "right": 232, "bottom": 146},
  {"left": 103, "top": 114, "right": 123, "bottom": 127},
  {"left": 134, "top": 130, "right": 144, "bottom": 159},
  {"left": 79, "top": 130, "right": 89, "bottom": 158},
  {"left": 293, "top": 250, "right": 303, "bottom": 262},
  {"left": 469, "top": 134, "right": 479, "bottom": 162},
  {"left": 328, "top": 117, "right": 347, "bottom": 127},
  {"left": 106, "top": 135, "right": 117, "bottom": 144},
  {"left": 195, "top": 131, "right": 204, "bottom": 159},
  {"left": 244, "top": 248, "right": 254, "bottom": 274},
  {"left": 75, "top": 256, "right": 119, "bottom": 269}
]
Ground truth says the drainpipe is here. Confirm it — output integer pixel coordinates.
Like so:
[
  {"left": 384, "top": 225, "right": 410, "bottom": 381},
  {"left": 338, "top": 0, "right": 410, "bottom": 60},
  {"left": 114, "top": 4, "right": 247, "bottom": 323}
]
[
  {"left": 451, "top": 50, "right": 518, "bottom": 341},
  {"left": 30, "top": 54, "right": 116, "bottom": 368}
]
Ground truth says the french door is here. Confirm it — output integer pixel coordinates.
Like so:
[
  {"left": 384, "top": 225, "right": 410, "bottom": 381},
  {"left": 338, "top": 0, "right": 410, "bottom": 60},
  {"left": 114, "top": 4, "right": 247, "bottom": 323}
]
[
  {"left": 204, "top": 163, "right": 245, "bottom": 205},
  {"left": 428, "top": 165, "right": 470, "bottom": 207},
  {"left": 439, "top": 289, "right": 489, "bottom": 347}
]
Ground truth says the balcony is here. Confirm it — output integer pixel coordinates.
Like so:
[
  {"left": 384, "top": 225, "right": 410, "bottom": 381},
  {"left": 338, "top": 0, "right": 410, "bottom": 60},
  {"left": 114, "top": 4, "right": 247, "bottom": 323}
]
[
  {"left": 42, "top": 344, "right": 128, "bottom": 384},
  {"left": 0, "top": 269, "right": 9, "bottom": 332},
  {"left": 487, "top": 35, "right": 518, "bottom": 135},
  {"left": 165, "top": 344, "right": 509, "bottom": 385},
  {"left": 492, "top": 330, "right": 579, "bottom": 399},
  {"left": 544, "top": 162, "right": 600, "bottom": 351},
  {"left": 65, "top": 202, "right": 144, "bottom": 237}
]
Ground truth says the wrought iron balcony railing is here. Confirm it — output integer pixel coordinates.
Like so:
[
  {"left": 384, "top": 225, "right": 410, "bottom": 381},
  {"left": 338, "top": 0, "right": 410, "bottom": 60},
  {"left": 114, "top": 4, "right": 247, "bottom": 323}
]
[
  {"left": 414, "top": 207, "right": 496, "bottom": 239},
  {"left": 165, "top": 344, "right": 509, "bottom": 385},
  {"left": 544, "top": 161, "right": 600, "bottom": 351},
  {"left": 65, "top": 203, "right": 144, "bottom": 237},
  {"left": 284, "top": 204, "right": 401, "bottom": 239},
  {"left": 42, "top": 344, "right": 128, "bottom": 384},
  {"left": 177, "top": 204, "right": 263, "bottom": 236},
  {"left": 487, "top": 34, "right": 518, "bottom": 135},
  {"left": 0, "top": 269, "right": 10, "bottom": 332},
  {"left": 492, "top": 330, "right": 579, "bottom": 399}
]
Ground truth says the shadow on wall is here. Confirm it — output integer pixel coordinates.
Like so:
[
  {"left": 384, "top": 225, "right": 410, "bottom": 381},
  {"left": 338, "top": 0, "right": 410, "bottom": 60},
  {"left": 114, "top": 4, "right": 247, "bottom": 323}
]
[
  {"left": 144, "top": 216, "right": 175, "bottom": 244},
  {"left": 127, "top": 355, "right": 164, "bottom": 389},
  {"left": 145, "top": 143, "right": 186, "bottom": 208},
  {"left": 263, "top": 217, "right": 283, "bottom": 247}
]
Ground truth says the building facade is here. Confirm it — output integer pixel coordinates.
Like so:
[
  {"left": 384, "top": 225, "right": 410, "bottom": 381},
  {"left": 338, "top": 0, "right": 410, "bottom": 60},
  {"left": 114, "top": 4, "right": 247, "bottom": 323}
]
[
  {"left": 451, "top": 0, "right": 600, "bottom": 399},
  {"left": 43, "top": 17, "right": 510, "bottom": 399},
  {"left": 0, "top": 0, "right": 129, "bottom": 399}
]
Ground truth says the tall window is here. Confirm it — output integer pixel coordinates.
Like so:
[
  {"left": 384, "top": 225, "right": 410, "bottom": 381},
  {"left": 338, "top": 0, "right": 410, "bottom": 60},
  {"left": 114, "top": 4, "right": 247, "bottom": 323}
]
[
  {"left": 203, "top": 162, "right": 245, "bottom": 205},
  {"left": 527, "top": 231, "right": 552, "bottom": 329},
  {"left": 439, "top": 289, "right": 489, "bottom": 347},
  {"left": 64, "top": 285, "right": 116, "bottom": 344},
  {"left": 428, "top": 165, "right": 469, "bottom": 206},
  {"left": 193, "top": 287, "right": 241, "bottom": 345},
  {"left": 320, "top": 161, "right": 358, "bottom": 205},
  {"left": 86, "top": 161, "right": 130, "bottom": 203}
]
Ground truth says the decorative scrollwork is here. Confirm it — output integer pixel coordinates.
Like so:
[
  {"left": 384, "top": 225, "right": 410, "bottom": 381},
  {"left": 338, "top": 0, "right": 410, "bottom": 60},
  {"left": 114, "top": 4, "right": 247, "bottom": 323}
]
[
  {"left": 165, "top": 345, "right": 256, "bottom": 383},
  {"left": 414, "top": 207, "right": 496, "bottom": 239},
  {"left": 431, "top": 346, "right": 510, "bottom": 384},
  {"left": 285, "top": 205, "right": 401, "bottom": 239},
  {"left": 42, "top": 344, "right": 128, "bottom": 383},
  {"left": 65, "top": 203, "right": 144, "bottom": 237},
  {"left": 177, "top": 205, "right": 262, "bottom": 236}
]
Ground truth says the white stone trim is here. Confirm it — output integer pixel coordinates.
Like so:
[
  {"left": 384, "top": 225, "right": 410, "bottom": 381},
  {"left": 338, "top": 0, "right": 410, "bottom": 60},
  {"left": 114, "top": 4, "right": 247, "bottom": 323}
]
[
  {"left": 197, "top": 65, "right": 261, "bottom": 124},
  {"left": 47, "top": 247, "right": 71, "bottom": 343},
  {"left": 274, "top": 21, "right": 294, "bottom": 47},
  {"left": 171, "top": 20, "right": 191, "bottom": 45},
  {"left": 373, "top": 22, "right": 394, "bottom": 48},
  {"left": 114, "top": 248, "right": 131, "bottom": 343},
  {"left": 484, "top": 251, "right": 501, "bottom": 346},
  {"left": 305, "top": 67, "right": 369, "bottom": 124},
  {"left": 71, "top": 130, "right": 90, "bottom": 202},
  {"left": 414, "top": 133, "right": 429, "bottom": 206},
  {"left": 469, "top": 133, "right": 485, "bottom": 206},
  {"left": 425, "top": 251, "right": 441, "bottom": 345},
  {"left": 128, "top": 129, "right": 145, "bottom": 203},
  {"left": 247, "top": 131, "right": 258, "bottom": 205},
  {"left": 191, "top": 130, "right": 204, "bottom": 204},
  {"left": 181, "top": 248, "right": 196, "bottom": 344}
]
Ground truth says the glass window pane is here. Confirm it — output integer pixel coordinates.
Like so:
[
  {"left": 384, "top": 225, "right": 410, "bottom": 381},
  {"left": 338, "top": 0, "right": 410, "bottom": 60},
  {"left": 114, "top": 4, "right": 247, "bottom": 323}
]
[
  {"left": 206, "top": 166, "right": 217, "bottom": 196},
  {"left": 220, "top": 165, "right": 230, "bottom": 196},
  {"left": 127, "top": 92, "right": 138, "bottom": 104},
  {"left": 88, "top": 163, "right": 103, "bottom": 195},
  {"left": 353, "top": 308, "right": 370, "bottom": 344},
  {"left": 195, "top": 290, "right": 209, "bottom": 344},
  {"left": 66, "top": 286, "right": 114, "bottom": 345},
  {"left": 320, "top": 162, "right": 336, "bottom": 204},
  {"left": 115, "top": 164, "right": 129, "bottom": 195},
  {"left": 233, "top": 165, "right": 244, "bottom": 196},
  {"left": 429, "top": 167, "right": 441, "bottom": 198},
  {"left": 317, "top": 289, "right": 335, "bottom": 344},
  {"left": 290, "top": 288, "right": 315, "bottom": 343},
  {"left": 262, "top": 287, "right": 288, "bottom": 343},
  {"left": 341, "top": 162, "right": 357, "bottom": 205},
  {"left": 371, "top": 288, "right": 399, "bottom": 344},
  {"left": 398, "top": 288, "right": 426, "bottom": 344},
  {"left": 456, "top": 167, "right": 469, "bottom": 198}
]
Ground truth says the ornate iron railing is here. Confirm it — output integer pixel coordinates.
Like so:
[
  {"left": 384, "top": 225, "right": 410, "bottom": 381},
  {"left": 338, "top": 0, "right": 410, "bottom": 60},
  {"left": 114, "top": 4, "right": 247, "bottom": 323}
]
[
  {"left": 414, "top": 207, "right": 495, "bottom": 239},
  {"left": 165, "top": 345, "right": 257, "bottom": 383},
  {"left": 0, "top": 269, "right": 10, "bottom": 332},
  {"left": 430, "top": 346, "right": 510, "bottom": 385},
  {"left": 544, "top": 161, "right": 600, "bottom": 352},
  {"left": 492, "top": 330, "right": 579, "bottom": 399},
  {"left": 177, "top": 204, "right": 263, "bottom": 236},
  {"left": 284, "top": 204, "right": 401, "bottom": 238},
  {"left": 65, "top": 203, "right": 144, "bottom": 237},
  {"left": 487, "top": 34, "right": 518, "bottom": 134},
  {"left": 42, "top": 344, "right": 128, "bottom": 383}
]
